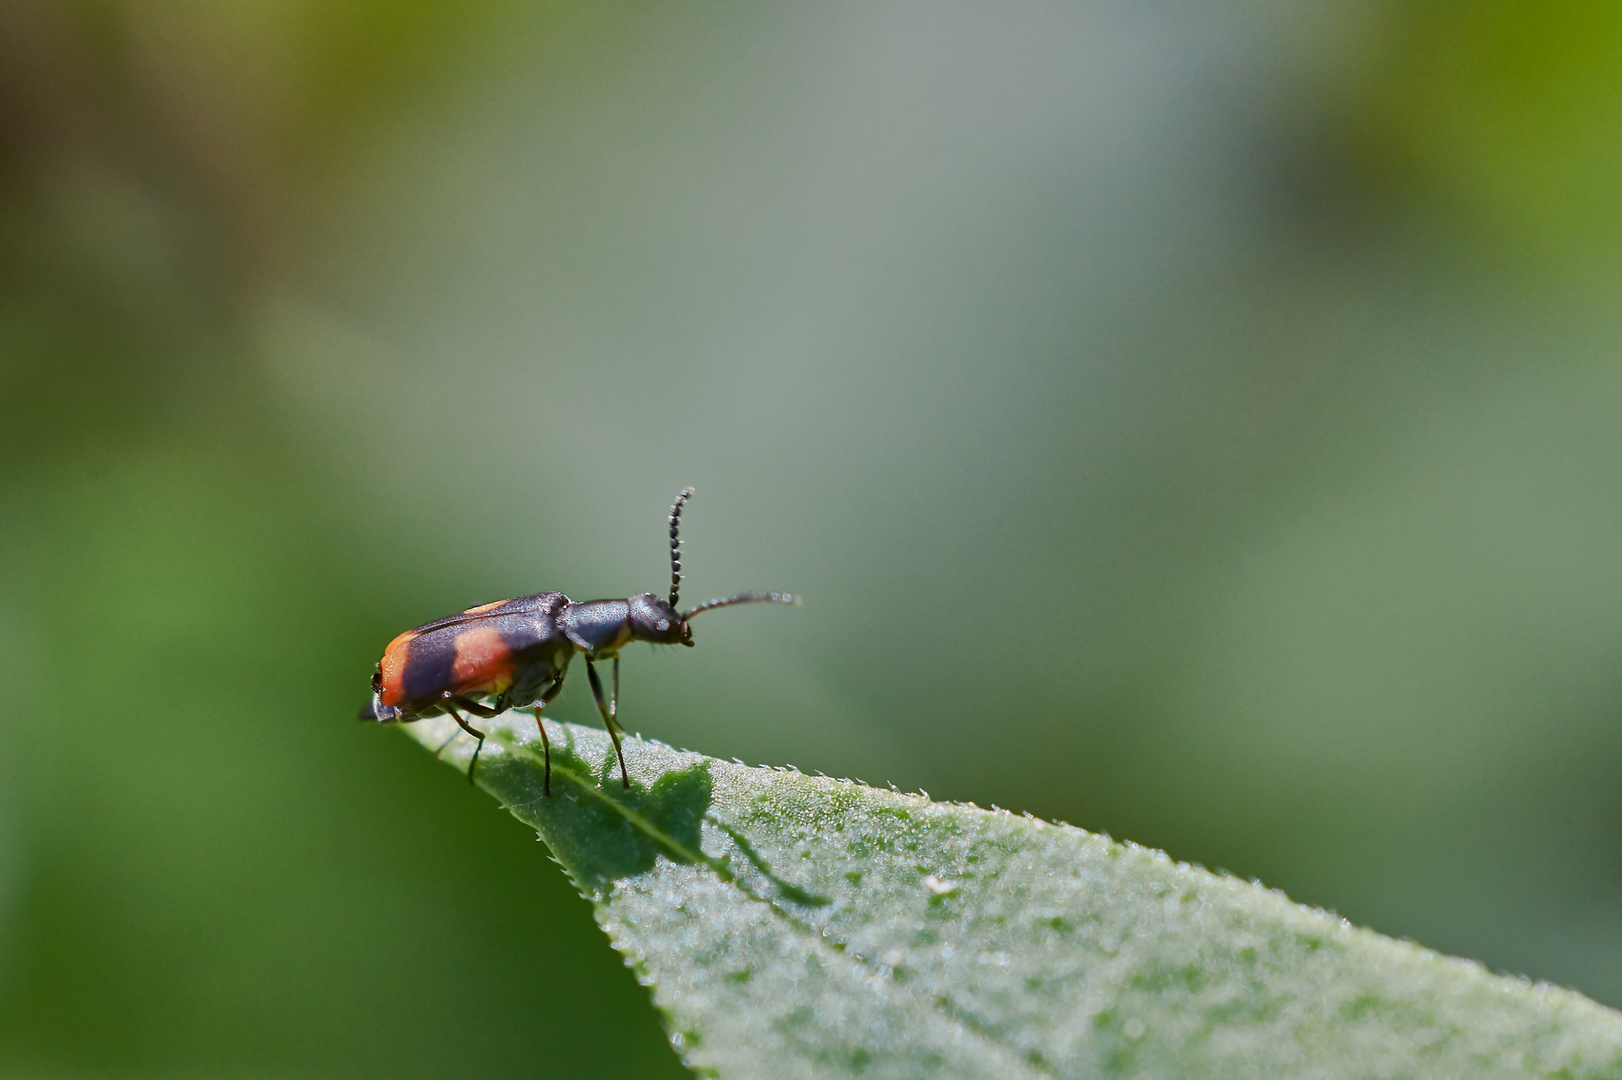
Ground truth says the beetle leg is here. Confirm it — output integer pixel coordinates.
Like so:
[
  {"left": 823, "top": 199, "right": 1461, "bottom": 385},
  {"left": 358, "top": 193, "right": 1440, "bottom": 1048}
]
[
  {"left": 453, "top": 696, "right": 501, "bottom": 719},
  {"left": 445, "top": 705, "right": 487, "bottom": 785},
  {"left": 529, "top": 707, "right": 553, "bottom": 796},
  {"left": 585, "top": 658, "right": 630, "bottom": 789},
  {"left": 530, "top": 677, "right": 565, "bottom": 796}
]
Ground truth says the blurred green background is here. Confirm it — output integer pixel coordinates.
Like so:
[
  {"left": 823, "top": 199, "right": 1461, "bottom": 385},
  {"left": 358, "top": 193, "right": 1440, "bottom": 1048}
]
[{"left": 3, "top": 1, "right": 1622, "bottom": 1075}]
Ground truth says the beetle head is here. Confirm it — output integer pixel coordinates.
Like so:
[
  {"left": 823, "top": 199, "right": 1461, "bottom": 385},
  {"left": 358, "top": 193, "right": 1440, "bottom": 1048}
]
[{"left": 628, "top": 592, "right": 693, "bottom": 646}]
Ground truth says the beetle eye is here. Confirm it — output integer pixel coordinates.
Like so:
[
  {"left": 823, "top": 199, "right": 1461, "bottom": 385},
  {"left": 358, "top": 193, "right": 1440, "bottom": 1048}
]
[{"left": 656, "top": 618, "right": 670, "bottom": 631}]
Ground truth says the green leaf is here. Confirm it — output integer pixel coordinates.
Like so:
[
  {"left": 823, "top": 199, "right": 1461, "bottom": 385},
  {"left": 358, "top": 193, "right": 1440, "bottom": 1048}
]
[{"left": 405, "top": 714, "right": 1622, "bottom": 1079}]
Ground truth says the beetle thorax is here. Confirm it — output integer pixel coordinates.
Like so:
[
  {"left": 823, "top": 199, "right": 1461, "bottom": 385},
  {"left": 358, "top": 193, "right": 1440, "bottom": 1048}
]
[
  {"left": 556, "top": 592, "right": 691, "bottom": 655},
  {"left": 557, "top": 598, "right": 633, "bottom": 655}
]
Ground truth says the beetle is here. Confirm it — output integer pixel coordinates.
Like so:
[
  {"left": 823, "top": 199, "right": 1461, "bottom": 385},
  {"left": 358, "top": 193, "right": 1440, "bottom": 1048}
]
[{"left": 359, "top": 487, "right": 797, "bottom": 793}]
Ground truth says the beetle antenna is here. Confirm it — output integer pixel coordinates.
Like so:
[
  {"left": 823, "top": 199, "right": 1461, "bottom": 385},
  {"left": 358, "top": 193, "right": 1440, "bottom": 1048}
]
[
  {"left": 681, "top": 592, "right": 800, "bottom": 621},
  {"left": 668, "top": 486, "right": 694, "bottom": 609}
]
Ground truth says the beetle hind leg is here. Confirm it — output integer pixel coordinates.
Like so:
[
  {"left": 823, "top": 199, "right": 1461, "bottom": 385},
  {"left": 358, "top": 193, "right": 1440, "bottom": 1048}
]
[
  {"left": 453, "top": 698, "right": 502, "bottom": 719},
  {"left": 444, "top": 705, "right": 487, "bottom": 784}
]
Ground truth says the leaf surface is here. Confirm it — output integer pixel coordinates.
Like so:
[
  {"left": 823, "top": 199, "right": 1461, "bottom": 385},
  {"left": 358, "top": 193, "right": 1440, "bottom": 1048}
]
[{"left": 406, "top": 715, "right": 1622, "bottom": 1079}]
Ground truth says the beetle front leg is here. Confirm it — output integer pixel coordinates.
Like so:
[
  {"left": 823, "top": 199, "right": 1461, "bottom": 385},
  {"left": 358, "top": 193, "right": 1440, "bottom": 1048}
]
[
  {"left": 585, "top": 658, "right": 630, "bottom": 789},
  {"left": 445, "top": 705, "right": 487, "bottom": 785}
]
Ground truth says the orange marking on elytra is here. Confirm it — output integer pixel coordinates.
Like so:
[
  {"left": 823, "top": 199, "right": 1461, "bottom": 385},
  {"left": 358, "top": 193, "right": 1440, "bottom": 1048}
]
[
  {"left": 452, "top": 625, "right": 516, "bottom": 696},
  {"left": 378, "top": 630, "right": 418, "bottom": 706},
  {"left": 462, "top": 598, "right": 510, "bottom": 615}
]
